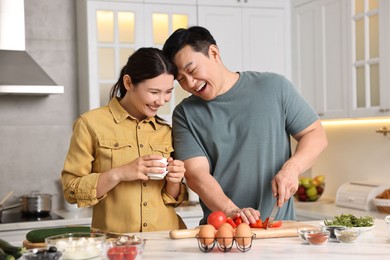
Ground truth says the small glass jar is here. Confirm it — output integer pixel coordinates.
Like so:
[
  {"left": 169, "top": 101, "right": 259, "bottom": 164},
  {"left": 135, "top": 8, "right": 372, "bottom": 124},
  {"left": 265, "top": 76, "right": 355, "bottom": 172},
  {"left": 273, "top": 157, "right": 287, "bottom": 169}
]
[{"left": 385, "top": 215, "right": 390, "bottom": 239}]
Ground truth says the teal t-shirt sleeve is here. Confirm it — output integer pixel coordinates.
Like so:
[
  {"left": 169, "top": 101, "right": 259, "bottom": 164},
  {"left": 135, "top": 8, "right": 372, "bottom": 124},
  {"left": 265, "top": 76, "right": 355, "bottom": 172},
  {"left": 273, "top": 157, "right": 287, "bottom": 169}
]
[
  {"left": 282, "top": 76, "right": 319, "bottom": 135},
  {"left": 172, "top": 103, "right": 206, "bottom": 161}
]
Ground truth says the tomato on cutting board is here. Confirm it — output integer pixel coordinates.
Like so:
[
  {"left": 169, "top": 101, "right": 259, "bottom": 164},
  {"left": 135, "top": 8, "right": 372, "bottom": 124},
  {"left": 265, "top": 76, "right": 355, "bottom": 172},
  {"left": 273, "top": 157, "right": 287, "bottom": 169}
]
[{"left": 207, "top": 211, "right": 227, "bottom": 229}]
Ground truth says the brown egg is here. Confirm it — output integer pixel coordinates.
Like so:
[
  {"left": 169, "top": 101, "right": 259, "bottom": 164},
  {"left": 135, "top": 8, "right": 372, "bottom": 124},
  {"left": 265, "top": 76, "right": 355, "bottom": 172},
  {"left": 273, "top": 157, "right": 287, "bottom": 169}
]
[
  {"left": 235, "top": 223, "right": 253, "bottom": 247},
  {"left": 216, "top": 223, "right": 234, "bottom": 248},
  {"left": 198, "top": 224, "right": 216, "bottom": 246}
]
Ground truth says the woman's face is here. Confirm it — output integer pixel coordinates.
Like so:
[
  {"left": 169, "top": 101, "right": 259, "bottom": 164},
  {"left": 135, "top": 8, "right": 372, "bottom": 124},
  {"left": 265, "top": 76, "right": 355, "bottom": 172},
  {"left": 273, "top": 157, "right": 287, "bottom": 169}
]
[{"left": 123, "top": 73, "right": 174, "bottom": 120}]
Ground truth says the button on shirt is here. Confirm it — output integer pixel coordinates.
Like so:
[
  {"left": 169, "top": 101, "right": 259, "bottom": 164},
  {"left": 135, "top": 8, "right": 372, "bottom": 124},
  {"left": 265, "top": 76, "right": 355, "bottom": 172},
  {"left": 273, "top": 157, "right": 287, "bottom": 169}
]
[{"left": 62, "top": 97, "right": 187, "bottom": 233}]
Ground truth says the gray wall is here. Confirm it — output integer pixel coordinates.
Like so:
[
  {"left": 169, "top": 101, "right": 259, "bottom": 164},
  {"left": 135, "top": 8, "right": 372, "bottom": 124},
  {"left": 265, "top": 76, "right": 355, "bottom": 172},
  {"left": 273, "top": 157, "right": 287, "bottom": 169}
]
[{"left": 0, "top": 0, "right": 78, "bottom": 210}]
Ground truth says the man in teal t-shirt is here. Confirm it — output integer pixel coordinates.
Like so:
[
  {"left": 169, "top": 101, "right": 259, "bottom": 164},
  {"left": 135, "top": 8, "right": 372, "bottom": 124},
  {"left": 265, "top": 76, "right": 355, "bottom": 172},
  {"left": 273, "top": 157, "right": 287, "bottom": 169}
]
[{"left": 163, "top": 26, "right": 328, "bottom": 225}]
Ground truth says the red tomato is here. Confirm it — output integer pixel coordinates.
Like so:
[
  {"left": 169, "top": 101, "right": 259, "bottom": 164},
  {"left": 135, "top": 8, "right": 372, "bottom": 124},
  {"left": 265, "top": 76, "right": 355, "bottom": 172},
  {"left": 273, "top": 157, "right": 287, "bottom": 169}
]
[
  {"left": 249, "top": 219, "right": 263, "bottom": 228},
  {"left": 234, "top": 217, "right": 243, "bottom": 226},
  {"left": 269, "top": 220, "right": 282, "bottom": 228},
  {"left": 207, "top": 211, "right": 227, "bottom": 229},
  {"left": 107, "top": 246, "right": 138, "bottom": 260},
  {"left": 226, "top": 217, "right": 237, "bottom": 228}
]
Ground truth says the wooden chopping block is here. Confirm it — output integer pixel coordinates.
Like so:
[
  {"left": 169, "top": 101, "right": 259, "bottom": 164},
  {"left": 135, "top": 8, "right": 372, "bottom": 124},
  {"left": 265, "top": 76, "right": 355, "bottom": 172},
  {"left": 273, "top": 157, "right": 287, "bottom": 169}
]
[
  {"left": 23, "top": 240, "right": 46, "bottom": 249},
  {"left": 169, "top": 221, "right": 318, "bottom": 239}
]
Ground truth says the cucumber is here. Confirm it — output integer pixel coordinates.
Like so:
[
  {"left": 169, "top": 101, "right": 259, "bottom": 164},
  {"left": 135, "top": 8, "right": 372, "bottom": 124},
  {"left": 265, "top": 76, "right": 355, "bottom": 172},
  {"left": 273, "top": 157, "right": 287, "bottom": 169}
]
[
  {"left": 26, "top": 226, "right": 91, "bottom": 243},
  {"left": 0, "top": 239, "right": 23, "bottom": 259},
  {"left": 0, "top": 248, "right": 14, "bottom": 260}
]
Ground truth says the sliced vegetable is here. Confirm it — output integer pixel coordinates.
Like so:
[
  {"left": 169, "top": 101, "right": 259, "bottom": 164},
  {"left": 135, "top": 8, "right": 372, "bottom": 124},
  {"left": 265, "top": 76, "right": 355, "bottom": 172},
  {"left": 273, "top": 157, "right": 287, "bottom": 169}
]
[
  {"left": 226, "top": 217, "right": 237, "bottom": 228},
  {"left": 268, "top": 220, "right": 282, "bottom": 228},
  {"left": 249, "top": 219, "right": 263, "bottom": 228},
  {"left": 233, "top": 217, "right": 243, "bottom": 226}
]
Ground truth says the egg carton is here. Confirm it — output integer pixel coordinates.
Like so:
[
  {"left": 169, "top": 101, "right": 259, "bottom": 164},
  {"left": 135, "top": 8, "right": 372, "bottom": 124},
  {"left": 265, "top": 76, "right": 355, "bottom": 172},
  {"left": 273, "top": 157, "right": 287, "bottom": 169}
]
[{"left": 196, "top": 234, "right": 255, "bottom": 253}]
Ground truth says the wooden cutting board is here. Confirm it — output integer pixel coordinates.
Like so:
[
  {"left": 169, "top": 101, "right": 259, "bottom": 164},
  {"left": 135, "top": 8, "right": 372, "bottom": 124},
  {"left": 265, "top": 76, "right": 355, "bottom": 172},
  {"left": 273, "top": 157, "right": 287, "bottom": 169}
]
[
  {"left": 23, "top": 240, "right": 46, "bottom": 249},
  {"left": 169, "top": 221, "right": 318, "bottom": 239}
]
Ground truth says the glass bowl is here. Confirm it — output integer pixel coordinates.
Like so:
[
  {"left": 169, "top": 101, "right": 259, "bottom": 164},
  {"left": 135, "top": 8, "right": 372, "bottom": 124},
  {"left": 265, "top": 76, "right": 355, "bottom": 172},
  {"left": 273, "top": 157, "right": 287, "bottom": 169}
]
[
  {"left": 304, "top": 229, "right": 330, "bottom": 245},
  {"left": 106, "top": 238, "right": 145, "bottom": 260},
  {"left": 322, "top": 226, "right": 346, "bottom": 240},
  {"left": 297, "top": 228, "right": 317, "bottom": 242},
  {"left": 45, "top": 232, "right": 106, "bottom": 260},
  {"left": 334, "top": 228, "right": 360, "bottom": 243},
  {"left": 385, "top": 215, "right": 390, "bottom": 240}
]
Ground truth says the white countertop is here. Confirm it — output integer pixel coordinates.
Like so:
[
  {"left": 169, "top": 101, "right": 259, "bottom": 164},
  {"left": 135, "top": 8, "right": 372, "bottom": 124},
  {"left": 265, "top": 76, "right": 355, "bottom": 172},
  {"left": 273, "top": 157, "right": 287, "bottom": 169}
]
[
  {"left": 140, "top": 218, "right": 390, "bottom": 260},
  {"left": 295, "top": 198, "right": 389, "bottom": 220}
]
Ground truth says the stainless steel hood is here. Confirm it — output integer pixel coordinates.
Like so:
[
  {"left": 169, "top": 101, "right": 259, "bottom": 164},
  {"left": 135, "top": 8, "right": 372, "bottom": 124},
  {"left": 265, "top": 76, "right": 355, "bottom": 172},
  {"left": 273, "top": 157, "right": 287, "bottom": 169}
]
[{"left": 0, "top": 0, "right": 64, "bottom": 95}]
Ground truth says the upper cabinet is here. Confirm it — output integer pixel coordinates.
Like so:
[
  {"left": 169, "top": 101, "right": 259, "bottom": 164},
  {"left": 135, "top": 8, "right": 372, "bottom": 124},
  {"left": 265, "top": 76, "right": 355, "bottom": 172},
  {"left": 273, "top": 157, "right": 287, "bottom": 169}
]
[
  {"left": 347, "top": 0, "right": 390, "bottom": 118},
  {"left": 293, "top": 0, "right": 348, "bottom": 119},
  {"left": 292, "top": 0, "right": 390, "bottom": 119},
  {"left": 76, "top": 0, "right": 196, "bottom": 119},
  {"left": 197, "top": 0, "right": 291, "bottom": 78}
]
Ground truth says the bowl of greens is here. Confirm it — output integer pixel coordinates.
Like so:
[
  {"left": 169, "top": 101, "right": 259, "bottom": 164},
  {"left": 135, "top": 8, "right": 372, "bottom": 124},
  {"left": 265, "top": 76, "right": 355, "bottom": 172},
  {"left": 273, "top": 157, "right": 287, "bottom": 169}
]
[{"left": 321, "top": 214, "right": 375, "bottom": 232}]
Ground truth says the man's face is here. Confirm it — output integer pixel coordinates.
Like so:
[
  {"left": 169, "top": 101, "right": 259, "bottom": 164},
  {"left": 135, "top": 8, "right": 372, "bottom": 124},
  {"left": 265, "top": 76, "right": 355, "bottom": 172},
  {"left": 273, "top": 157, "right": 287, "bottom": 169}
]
[{"left": 173, "top": 45, "right": 222, "bottom": 101}]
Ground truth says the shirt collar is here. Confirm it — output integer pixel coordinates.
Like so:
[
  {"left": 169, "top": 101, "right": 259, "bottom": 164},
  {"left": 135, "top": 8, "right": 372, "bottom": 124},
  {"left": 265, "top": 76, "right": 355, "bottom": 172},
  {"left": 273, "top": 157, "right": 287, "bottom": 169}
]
[{"left": 109, "top": 97, "right": 167, "bottom": 129}]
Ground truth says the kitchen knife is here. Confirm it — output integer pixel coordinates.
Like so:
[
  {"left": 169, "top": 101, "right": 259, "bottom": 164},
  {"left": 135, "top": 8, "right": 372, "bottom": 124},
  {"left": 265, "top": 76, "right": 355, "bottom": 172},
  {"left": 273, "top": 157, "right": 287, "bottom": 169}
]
[{"left": 265, "top": 200, "right": 279, "bottom": 230}]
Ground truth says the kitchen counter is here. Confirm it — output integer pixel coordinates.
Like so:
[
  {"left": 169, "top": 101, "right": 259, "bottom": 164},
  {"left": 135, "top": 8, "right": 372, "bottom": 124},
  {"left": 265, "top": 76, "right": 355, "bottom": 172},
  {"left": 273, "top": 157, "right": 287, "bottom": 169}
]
[
  {"left": 2, "top": 199, "right": 389, "bottom": 247},
  {"left": 140, "top": 218, "right": 390, "bottom": 259},
  {"left": 295, "top": 198, "right": 389, "bottom": 221},
  {"left": 0, "top": 205, "right": 204, "bottom": 243}
]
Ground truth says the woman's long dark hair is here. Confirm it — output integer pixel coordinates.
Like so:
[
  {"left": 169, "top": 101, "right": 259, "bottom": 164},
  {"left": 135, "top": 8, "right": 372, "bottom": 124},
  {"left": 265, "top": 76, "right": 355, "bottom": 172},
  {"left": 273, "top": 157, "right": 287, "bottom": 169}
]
[{"left": 110, "top": 47, "right": 177, "bottom": 99}]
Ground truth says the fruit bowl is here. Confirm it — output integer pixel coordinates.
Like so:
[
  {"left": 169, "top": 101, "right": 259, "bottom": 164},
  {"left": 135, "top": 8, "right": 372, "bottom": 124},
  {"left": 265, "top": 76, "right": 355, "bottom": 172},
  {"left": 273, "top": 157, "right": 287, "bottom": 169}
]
[{"left": 294, "top": 175, "right": 325, "bottom": 202}]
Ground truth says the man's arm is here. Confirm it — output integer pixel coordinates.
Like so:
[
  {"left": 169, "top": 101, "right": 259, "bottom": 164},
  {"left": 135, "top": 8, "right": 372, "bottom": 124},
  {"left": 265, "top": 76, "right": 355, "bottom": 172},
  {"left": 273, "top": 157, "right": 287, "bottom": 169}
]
[
  {"left": 184, "top": 156, "right": 260, "bottom": 224},
  {"left": 272, "top": 119, "right": 328, "bottom": 206}
]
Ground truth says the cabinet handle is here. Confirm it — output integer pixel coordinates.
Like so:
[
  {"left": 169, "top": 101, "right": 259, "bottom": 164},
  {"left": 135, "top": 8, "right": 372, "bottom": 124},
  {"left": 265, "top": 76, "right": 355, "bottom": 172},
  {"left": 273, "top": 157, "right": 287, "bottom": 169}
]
[{"left": 379, "top": 108, "right": 390, "bottom": 113}]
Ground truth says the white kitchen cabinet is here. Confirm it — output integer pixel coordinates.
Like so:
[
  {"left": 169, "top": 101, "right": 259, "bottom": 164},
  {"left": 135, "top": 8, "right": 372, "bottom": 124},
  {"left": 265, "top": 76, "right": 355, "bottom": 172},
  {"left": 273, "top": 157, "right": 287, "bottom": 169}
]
[
  {"left": 76, "top": 0, "right": 196, "bottom": 118},
  {"left": 293, "top": 0, "right": 390, "bottom": 119},
  {"left": 143, "top": 3, "right": 196, "bottom": 121},
  {"left": 292, "top": 0, "right": 348, "bottom": 119},
  {"left": 197, "top": 0, "right": 291, "bottom": 78},
  {"left": 347, "top": 0, "right": 390, "bottom": 118}
]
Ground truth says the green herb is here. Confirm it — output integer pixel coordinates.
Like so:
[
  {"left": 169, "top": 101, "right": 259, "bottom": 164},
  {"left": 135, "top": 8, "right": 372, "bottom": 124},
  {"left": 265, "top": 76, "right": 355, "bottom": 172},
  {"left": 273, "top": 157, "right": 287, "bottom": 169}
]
[{"left": 323, "top": 214, "right": 374, "bottom": 227}]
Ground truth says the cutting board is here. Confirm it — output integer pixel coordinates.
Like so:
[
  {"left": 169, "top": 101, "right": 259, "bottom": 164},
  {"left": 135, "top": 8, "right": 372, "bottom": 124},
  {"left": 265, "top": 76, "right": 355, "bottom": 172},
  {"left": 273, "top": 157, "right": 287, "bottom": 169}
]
[{"left": 169, "top": 221, "right": 317, "bottom": 239}]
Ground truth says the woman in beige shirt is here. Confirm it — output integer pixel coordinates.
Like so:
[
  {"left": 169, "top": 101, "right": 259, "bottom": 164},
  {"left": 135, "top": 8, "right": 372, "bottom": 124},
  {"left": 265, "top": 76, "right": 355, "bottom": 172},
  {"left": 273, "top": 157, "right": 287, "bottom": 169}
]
[{"left": 61, "top": 47, "right": 188, "bottom": 233}]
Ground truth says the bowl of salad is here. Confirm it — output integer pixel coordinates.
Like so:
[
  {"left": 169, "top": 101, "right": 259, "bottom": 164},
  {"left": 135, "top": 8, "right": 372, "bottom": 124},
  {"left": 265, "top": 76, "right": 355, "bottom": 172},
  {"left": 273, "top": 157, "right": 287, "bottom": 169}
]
[{"left": 321, "top": 214, "right": 375, "bottom": 233}]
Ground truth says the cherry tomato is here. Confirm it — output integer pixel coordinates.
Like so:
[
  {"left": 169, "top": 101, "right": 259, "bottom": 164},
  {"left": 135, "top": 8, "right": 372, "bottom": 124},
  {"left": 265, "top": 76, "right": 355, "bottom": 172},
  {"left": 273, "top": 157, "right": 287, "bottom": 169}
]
[
  {"left": 226, "top": 217, "right": 237, "bottom": 228},
  {"left": 107, "top": 246, "right": 138, "bottom": 260},
  {"left": 207, "top": 211, "right": 227, "bottom": 229},
  {"left": 234, "top": 216, "right": 243, "bottom": 226},
  {"left": 269, "top": 220, "right": 282, "bottom": 228}
]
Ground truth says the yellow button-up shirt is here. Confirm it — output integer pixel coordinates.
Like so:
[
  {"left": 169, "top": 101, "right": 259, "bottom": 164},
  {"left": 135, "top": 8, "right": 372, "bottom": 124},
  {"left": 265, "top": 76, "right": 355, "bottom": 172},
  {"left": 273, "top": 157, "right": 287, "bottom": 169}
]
[{"left": 62, "top": 97, "right": 187, "bottom": 233}]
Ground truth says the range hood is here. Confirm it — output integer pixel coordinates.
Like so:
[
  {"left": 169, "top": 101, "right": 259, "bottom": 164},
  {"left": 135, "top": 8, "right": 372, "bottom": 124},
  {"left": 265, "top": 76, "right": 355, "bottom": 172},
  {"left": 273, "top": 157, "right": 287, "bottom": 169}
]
[{"left": 0, "top": 0, "right": 64, "bottom": 95}]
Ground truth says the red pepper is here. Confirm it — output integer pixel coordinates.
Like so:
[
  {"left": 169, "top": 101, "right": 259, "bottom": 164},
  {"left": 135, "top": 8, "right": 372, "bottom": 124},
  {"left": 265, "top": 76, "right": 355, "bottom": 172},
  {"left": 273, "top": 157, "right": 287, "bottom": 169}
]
[
  {"left": 249, "top": 219, "right": 263, "bottom": 228},
  {"left": 268, "top": 220, "right": 282, "bottom": 228},
  {"left": 233, "top": 216, "right": 243, "bottom": 226},
  {"left": 263, "top": 217, "right": 270, "bottom": 229},
  {"left": 226, "top": 217, "right": 237, "bottom": 228}
]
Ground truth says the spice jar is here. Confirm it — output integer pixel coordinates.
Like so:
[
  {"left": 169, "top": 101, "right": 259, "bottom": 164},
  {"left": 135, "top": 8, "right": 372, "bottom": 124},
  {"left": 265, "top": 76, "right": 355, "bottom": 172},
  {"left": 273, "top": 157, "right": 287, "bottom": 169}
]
[{"left": 304, "top": 230, "right": 330, "bottom": 245}]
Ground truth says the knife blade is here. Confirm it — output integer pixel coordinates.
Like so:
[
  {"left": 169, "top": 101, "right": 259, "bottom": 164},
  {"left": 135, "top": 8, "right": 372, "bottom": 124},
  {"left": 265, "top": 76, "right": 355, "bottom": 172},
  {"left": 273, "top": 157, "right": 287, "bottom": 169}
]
[{"left": 265, "top": 200, "right": 279, "bottom": 230}]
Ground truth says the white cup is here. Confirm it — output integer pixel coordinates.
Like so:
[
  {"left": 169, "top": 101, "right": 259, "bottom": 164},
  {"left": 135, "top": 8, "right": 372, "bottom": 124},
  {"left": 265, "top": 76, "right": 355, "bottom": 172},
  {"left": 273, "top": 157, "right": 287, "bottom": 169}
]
[{"left": 147, "top": 158, "right": 168, "bottom": 180}]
